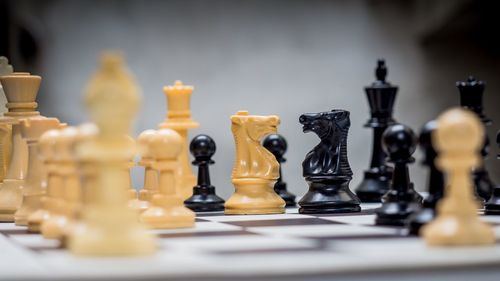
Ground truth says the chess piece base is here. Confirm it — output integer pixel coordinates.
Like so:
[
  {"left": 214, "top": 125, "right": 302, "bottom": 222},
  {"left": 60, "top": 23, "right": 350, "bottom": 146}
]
[
  {"left": 141, "top": 195, "right": 195, "bottom": 229},
  {"left": 41, "top": 214, "right": 67, "bottom": 239},
  {"left": 298, "top": 178, "right": 360, "bottom": 214},
  {"left": 407, "top": 207, "right": 435, "bottom": 235},
  {"left": 485, "top": 187, "right": 500, "bottom": 215},
  {"left": 225, "top": 178, "right": 285, "bottom": 215},
  {"left": 274, "top": 183, "right": 296, "bottom": 207},
  {"left": 0, "top": 179, "right": 24, "bottom": 221},
  {"left": 69, "top": 224, "right": 156, "bottom": 256},
  {"left": 27, "top": 208, "right": 49, "bottom": 233},
  {"left": 355, "top": 170, "right": 390, "bottom": 203},
  {"left": 375, "top": 201, "right": 420, "bottom": 226},
  {"left": 185, "top": 185, "right": 225, "bottom": 212},
  {"left": 128, "top": 198, "right": 150, "bottom": 213},
  {"left": 422, "top": 215, "right": 495, "bottom": 246},
  {"left": 15, "top": 193, "right": 43, "bottom": 226}
]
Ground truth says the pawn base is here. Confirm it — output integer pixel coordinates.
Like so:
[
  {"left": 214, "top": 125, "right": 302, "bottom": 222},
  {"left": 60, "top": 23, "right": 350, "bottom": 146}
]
[
  {"left": 298, "top": 178, "right": 360, "bottom": 214},
  {"left": 141, "top": 195, "right": 195, "bottom": 229},
  {"left": 69, "top": 224, "right": 156, "bottom": 256},
  {"left": 355, "top": 172, "right": 390, "bottom": 203},
  {"left": 274, "top": 183, "right": 296, "bottom": 207},
  {"left": 27, "top": 208, "right": 50, "bottom": 233},
  {"left": 484, "top": 187, "right": 500, "bottom": 216},
  {"left": 225, "top": 178, "right": 285, "bottom": 215},
  {"left": 41, "top": 214, "right": 68, "bottom": 240},
  {"left": 407, "top": 207, "right": 435, "bottom": 235},
  {"left": 15, "top": 193, "right": 43, "bottom": 226},
  {"left": 375, "top": 201, "right": 419, "bottom": 226},
  {"left": 422, "top": 215, "right": 495, "bottom": 246},
  {"left": 185, "top": 195, "right": 225, "bottom": 213}
]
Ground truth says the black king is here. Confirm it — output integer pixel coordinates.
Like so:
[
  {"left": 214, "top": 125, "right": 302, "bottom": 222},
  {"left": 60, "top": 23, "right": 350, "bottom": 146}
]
[{"left": 355, "top": 59, "right": 398, "bottom": 202}]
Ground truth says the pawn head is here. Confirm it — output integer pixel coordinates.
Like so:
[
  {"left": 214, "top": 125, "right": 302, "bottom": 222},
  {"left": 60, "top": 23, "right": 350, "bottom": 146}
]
[
  {"left": 137, "top": 129, "right": 156, "bottom": 158},
  {"left": 150, "top": 129, "right": 183, "bottom": 160},
  {"left": 190, "top": 134, "right": 216, "bottom": 159},
  {"left": 39, "top": 129, "right": 61, "bottom": 161},
  {"left": 434, "top": 108, "right": 483, "bottom": 159},
  {"left": 382, "top": 123, "right": 417, "bottom": 162},
  {"left": 263, "top": 134, "right": 287, "bottom": 159}
]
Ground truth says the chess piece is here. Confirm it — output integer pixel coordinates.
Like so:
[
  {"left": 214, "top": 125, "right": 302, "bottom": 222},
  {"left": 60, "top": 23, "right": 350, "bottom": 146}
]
[
  {"left": 298, "top": 110, "right": 361, "bottom": 214},
  {"left": 140, "top": 129, "right": 195, "bottom": 228},
  {"left": 0, "top": 56, "right": 13, "bottom": 183},
  {"left": 184, "top": 134, "right": 225, "bottom": 212},
  {"left": 375, "top": 124, "right": 421, "bottom": 226},
  {"left": 159, "top": 80, "right": 199, "bottom": 200},
  {"left": 457, "top": 76, "right": 495, "bottom": 201},
  {"left": 484, "top": 130, "right": 500, "bottom": 215},
  {"left": 356, "top": 60, "right": 397, "bottom": 202},
  {"left": 422, "top": 108, "right": 495, "bottom": 246},
  {"left": 407, "top": 120, "right": 445, "bottom": 235},
  {"left": 0, "top": 72, "right": 51, "bottom": 221},
  {"left": 263, "top": 134, "right": 296, "bottom": 207},
  {"left": 27, "top": 129, "right": 60, "bottom": 233},
  {"left": 41, "top": 126, "right": 82, "bottom": 240},
  {"left": 137, "top": 129, "right": 159, "bottom": 202},
  {"left": 14, "top": 117, "right": 60, "bottom": 225},
  {"left": 225, "top": 111, "right": 285, "bottom": 215},
  {"left": 68, "top": 53, "right": 155, "bottom": 256},
  {"left": 125, "top": 135, "right": 149, "bottom": 213}
]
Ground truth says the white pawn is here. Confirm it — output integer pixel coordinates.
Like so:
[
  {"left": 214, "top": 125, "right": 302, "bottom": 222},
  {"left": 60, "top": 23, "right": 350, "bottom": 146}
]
[
  {"left": 140, "top": 129, "right": 195, "bottom": 229},
  {"left": 137, "top": 129, "right": 159, "bottom": 202},
  {"left": 422, "top": 108, "right": 495, "bottom": 246}
]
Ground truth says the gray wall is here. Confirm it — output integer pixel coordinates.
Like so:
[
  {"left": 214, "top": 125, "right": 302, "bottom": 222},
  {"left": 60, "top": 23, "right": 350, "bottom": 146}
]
[{"left": 5, "top": 0, "right": 500, "bottom": 199}]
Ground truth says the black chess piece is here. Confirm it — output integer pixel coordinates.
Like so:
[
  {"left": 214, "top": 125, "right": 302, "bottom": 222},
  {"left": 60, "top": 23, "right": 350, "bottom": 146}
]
[
  {"left": 407, "top": 120, "right": 444, "bottom": 234},
  {"left": 263, "top": 134, "right": 296, "bottom": 207},
  {"left": 484, "top": 130, "right": 500, "bottom": 215},
  {"left": 375, "top": 124, "right": 421, "bottom": 226},
  {"left": 457, "top": 76, "right": 495, "bottom": 201},
  {"left": 184, "top": 134, "right": 225, "bottom": 212},
  {"left": 298, "top": 110, "right": 361, "bottom": 214},
  {"left": 356, "top": 59, "right": 397, "bottom": 202}
]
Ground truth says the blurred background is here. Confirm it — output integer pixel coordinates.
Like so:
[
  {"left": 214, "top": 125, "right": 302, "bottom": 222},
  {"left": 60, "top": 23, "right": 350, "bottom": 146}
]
[{"left": 1, "top": 0, "right": 499, "bottom": 199}]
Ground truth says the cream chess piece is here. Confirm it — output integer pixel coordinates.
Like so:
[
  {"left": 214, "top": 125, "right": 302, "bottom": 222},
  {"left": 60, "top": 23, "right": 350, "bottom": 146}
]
[
  {"left": 68, "top": 52, "right": 155, "bottom": 256},
  {"left": 125, "top": 135, "right": 149, "bottom": 213},
  {"left": 137, "top": 129, "right": 159, "bottom": 202},
  {"left": 422, "top": 108, "right": 495, "bottom": 246},
  {"left": 159, "top": 80, "right": 199, "bottom": 200},
  {"left": 225, "top": 111, "right": 285, "bottom": 215},
  {"left": 140, "top": 129, "right": 195, "bottom": 229},
  {"left": 0, "top": 56, "right": 14, "bottom": 183},
  {"left": 0, "top": 72, "right": 50, "bottom": 221},
  {"left": 14, "top": 117, "right": 60, "bottom": 225},
  {"left": 28, "top": 129, "right": 61, "bottom": 233}
]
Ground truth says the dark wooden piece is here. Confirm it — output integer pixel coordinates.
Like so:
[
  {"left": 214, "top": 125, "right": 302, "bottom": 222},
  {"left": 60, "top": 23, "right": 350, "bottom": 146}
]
[{"left": 298, "top": 110, "right": 361, "bottom": 214}]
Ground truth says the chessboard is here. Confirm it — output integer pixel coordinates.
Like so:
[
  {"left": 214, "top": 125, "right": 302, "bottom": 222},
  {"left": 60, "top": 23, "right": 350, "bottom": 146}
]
[{"left": 1, "top": 203, "right": 500, "bottom": 281}]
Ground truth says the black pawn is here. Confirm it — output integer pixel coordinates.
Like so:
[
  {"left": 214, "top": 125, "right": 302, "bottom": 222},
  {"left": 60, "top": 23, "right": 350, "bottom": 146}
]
[
  {"left": 407, "top": 121, "right": 444, "bottom": 234},
  {"left": 457, "top": 76, "right": 495, "bottom": 201},
  {"left": 484, "top": 130, "right": 500, "bottom": 215},
  {"left": 263, "top": 134, "right": 296, "bottom": 207},
  {"left": 375, "top": 124, "right": 421, "bottom": 226},
  {"left": 184, "top": 134, "right": 225, "bottom": 212},
  {"left": 356, "top": 59, "right": 397, "bottom": 202}
]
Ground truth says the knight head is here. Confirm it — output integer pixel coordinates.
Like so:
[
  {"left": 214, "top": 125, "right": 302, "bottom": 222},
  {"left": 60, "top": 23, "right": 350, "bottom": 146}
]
[
  {"left": 299, "top": 110, "right": 350, "bottom": 139},
  {"left": 231, "top": 111, "right": 280, "bottom": 141}
]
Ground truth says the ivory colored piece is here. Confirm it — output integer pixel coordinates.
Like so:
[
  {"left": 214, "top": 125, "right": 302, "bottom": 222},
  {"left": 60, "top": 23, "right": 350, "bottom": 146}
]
[
  {"left": 68, "top": 52, "right": 155, "bottom": 256},
  {"left": 14, "top": 117, "right": 60, "bottom": 225},
  {"left": 140, "top": 129, "right": 195, "bottom": 228},
  {"left": 27, "top": 129, "right": 61, "bottom": 233},
  {"left": 159, "top": 80, "right": 199, "bottom": 200},
  {"left": 137, "top": 129, "right": 159, "bottom": 202},
  {"left": 41, "top": 127, "right": 81, "bottom": 240},
  {"left": 0, "top": 56, "right": 14, "bottom": 182},
  {"left": 225, "top": 111, "right": 285, "bottom": 215},
  {"left": 0, "top": 72, "right": 47, "bottom": 221},
  {"left": 422, "top": 108, "right": 495, "bottom": 246}
]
